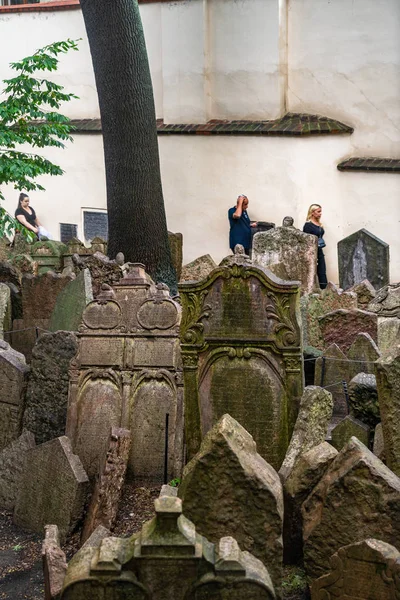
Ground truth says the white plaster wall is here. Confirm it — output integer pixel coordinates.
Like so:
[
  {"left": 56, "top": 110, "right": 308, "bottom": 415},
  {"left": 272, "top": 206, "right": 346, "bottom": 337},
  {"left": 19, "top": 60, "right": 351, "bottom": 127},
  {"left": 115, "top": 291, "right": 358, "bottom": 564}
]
[
  {"left": 208, "top": 0, "right": 283, "bottom": 119},
  {"left": 288, "top": 0, "right": 400, "bottom": 156}
]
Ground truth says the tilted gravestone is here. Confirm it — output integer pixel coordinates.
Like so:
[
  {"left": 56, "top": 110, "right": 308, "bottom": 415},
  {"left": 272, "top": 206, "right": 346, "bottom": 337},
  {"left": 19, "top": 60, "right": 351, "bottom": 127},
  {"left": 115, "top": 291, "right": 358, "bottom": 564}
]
[
  {"left": 252, "top": 226, "right": 318, "bottom": 295},
  {"left": 373, "top": 423, "right": 385, "bottom": 461},
  {"left": 348, "top": 279, "right": 376, "bottom": 309},
  {"left": 310, "top": 538, "right": 400, "bottom": 599},
  {"left": 0, "top": 340, "right": 29, "bottom": 451},
  {"left": 338, "top": 228, "right": 389, "bottom": 291},
  {"left": 279, "top": 386, "right": 333, "bottom": 481},
  {"left": 48, "top": 269, "right": 93, "bottom": 332},
  {"left": 302, "top": 437, "right": 400, "bottom": 580},
  {"left": 331, "top": 415, "right": 370, "bottom": 450},
  {"left": 60, "top": 493, "right": 276, "bottom": 600},
  {"left": 67, "top": 264, "right": 184, "bottom": 482},
  {"left": 180, "top": 253, "right": 217, "bottom": 282},
  {"left": 42, "top": 525, "right": 67, "bottom": 600},
  {"left": 13, "top": 436, "right": 89, "bottom": 542},
  {"left": 368, "top": 283, "right": 400, "bottom": 358},
  {"left": 179, "top": 414, "right": 283, "bottom": 597},
  {"left": 283, "top": 442, "right": 338, "bottom": 564},
  {"left": 319, "top": 308, "right": 377, "bottom": 354},
  {"left": 0, "top": 283, "right": 11, "bottom": 340},
  {"left": 0, "top": 430, "right": 35, "bottom": 510},
  {"left": 179, "top": 248, "right": 303, "bottom": 469},
  {"left": 23, "top": 331, "right": 78, "bottom": 445},
  {"left": 375, "top": 354, "right": 400, "bottom": 476}
]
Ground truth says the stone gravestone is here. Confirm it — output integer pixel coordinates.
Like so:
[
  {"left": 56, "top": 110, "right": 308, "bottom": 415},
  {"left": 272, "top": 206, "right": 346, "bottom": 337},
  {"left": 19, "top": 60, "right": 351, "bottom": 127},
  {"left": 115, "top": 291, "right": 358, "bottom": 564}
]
[
  {"left": 310, "top": 538, "right": 400, "bottom": 599},
  {"left": 368, "top": 282, "right": 400, "bottom": 358},
  {"left": 67, "top": 264, "right": 184, "bottom": 482},
  {"left": 319, "top": 308, "right": 377, "bottom": 354},
  {"left": 252, "top": 226, "right": 317, "bottom": 295},
  {"left": 13, "top": 436, "right": 89, "bottom": 542},
  {"left": 48, "top": 269, "right": 93, "bottom": 332},
  {"left": 348, "top": 372, "right": 380, "bottom": 429},
  {"left": 348, "top": 279, "right": 376, "bottom": 309},
  {"left": 81, "top": 427, "right": 131, "bottom": 543},
  {"left": 61, "top": 492, "right": 276, "bottom": 600},
  {"left": 338, "top": 228, "right": 389, "bottom": 291},
  {"left": 300, "top": 282, "right": 357, "bottom": 351},
  {"left": 180, "top": 254, "right": 217, "bottom": 282},
  {"left": 0, "top": 430, "right": 35, "bottom": 510},
  {"left": 0, "top": 283, "right": 11, "bottom": 340},
  {"left": 42, "top": 525, "right": 67, "bottom": 600},
  {"left": 346, "top": 332, "right": 380, "bottom": 380},
  {"left": 168, "top": 231, "right": 183, "bottom": 281},
  {"left": 72, "top": 251, "right": 123, "bottom": 298},
  {"left": 331, "top": 415, "right": 370, "bottom": 450},
  {"left": 179, "top": 414, "right": 283, "bottom": 597},
  {"left": 375, "top": 354, "right": 400, "bottom": 476},
  {"left": 30, "top": 240, "right": 67, "bottom": 274},
  {"left": 0, "top": 340, "right": 29, "bottom": 451},
  {"left": 302, "top": 437, "right": 400, "bottom": 580},
  {"left": 22, "top": 331, "right": 78, "bottom": 445},
  {"left": 373, "top": 423, "right": 385, "bottom": 461},
  {"left": 314, "top": 344, "right": 350, "bottom": 417},
  {"left": 179, "top": 248, "right": 303, "bottom": 469},
  {"left": 279, "top": 386, "right": 333, "bottom": 481}
]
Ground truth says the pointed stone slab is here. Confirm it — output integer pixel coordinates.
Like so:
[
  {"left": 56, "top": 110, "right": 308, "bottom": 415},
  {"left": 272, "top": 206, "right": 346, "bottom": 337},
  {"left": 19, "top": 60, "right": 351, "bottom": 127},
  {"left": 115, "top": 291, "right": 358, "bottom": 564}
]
[
  {"left": 348, "top": 279, "right": 376, "bottom": 309},
  {"left": 338, "top": 228, "right": 389, "bottom": 291},
  {"left": 314, "top": 344, "right": 349, "bottom": 417},
  {"left": 279, "top": 386, "right": 333, "bottom": 481},
  {"left": 310, "top": 538, "right": 400, "bottom": 599},
  {"left": 42, "top": 525, "right": 67, "bottom": 600},
  {"left": 14, "top": 436, "right": 89, "bottom": 542},
  {"left": 302, "top": 437, "right": 400, "bottom": 580},
  {"left": 0, "top": 430, "right": 35, "bottom": 510},
  {"left": 319, "top": 309, "right": 377, "bottom": 354},
  {"left": 331, "top": 415, "right": 370, "bottom": 450},
  {"left": 375, "top": 354, "right": 400, "bottom": 476},
  {"left": 347, "top": 332, "right": 380, "bottom": 380},
  {"left": 179, "top": 414, "right": 283, "bottom": 597}
]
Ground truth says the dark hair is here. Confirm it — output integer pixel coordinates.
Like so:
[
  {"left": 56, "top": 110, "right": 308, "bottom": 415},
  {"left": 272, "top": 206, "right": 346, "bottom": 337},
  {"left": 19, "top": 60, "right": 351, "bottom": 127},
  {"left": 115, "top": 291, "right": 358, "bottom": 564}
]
[{"left": 18, "top": 193, "right": 29, "bottom": 207}]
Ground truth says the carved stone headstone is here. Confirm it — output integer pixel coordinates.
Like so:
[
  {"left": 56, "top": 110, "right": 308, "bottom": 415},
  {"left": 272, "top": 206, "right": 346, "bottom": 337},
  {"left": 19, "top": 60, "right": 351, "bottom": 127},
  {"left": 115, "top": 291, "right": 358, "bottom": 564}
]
[
  {"left": 346, "top": 332, "right": 380, "bottom": 380},
  {"left": 0, "top": 340, "right": 29, "bottom": 451},
  {"left": 310, "top": 538, "right": 400, "bottom": 599},
  {"left": 283, "top": 442, "right": 338, "bottom": 564},
  {"left": 13, "top": 436, "right": 89, "bottom": 542},
  {"left": 72, "top": 251, "right": 123, "bottom": 298},
  {"left": 252, "top": 226, "right": 317, "bottom": 294},
  {"left": 67, "top": 264, "right": 184, "bottom": 482},
  {"left": 179, "top": 249, "right": 303, "bottom": 469},
  {"left": 348, "top": 279, "right": 376, "bottom": 309},
  {"left": 81, "top": 427, "right": 131, "bottom": 543},
  {"left": 61, "top": 493, "right": 276, "bottom": 600},
  {"left": 373, "top": 423, "right": 385, "bottom": 461},
  {"left": 331, "top": 415, "right": 370, "bottom": 450},
  {"left": 302, "top": 437, "right": 400, "bottom": 580},
  {"left": 314, "top": 344, "right": 349, "bottom": 417},
  {"left": 42, "top": 525, "right": 67, "bottom": 600},
  {"left": 338, "top": 228, "right": 389, "bottom": 291},
  {"left": 348, "top": 372, "right": 380, "bottom": 429},
  {"left": 0, "top": 430, "right": 35, "bottom": 510},
  {"left": 30, "top": 240, "right": 67, "bottom": 274},
  {"left": 180, "top": 253, "right": 217, "bottom": 282},
  {"left": 319, "top": 308, "right": 378, "bottom": 353},
  {"left": 300, "top": 282, "right": 357, "bottom": 350},
  {"left": 168, "top": 231, "right": 183, "bottom": 281},
  {"left": 23, "top": 332, "right": 78, "bottom": 445},
  {"left": 0, "top": 282, "right": 11, "bottom": 340},
  {"left": 49, "top": 269, "right": 93, "bottom": 332},
  {"left": 279, "top": 386, "right": 333, "bottom": 481},
  {"left": 179, "top": 414, "right": 283, "bottom": 596},
  {"left": 368, "top": 283, "right": 400, "bottom": 358},
  {"left": 375, "top": 354, "right": 400, "bottom": 476}
]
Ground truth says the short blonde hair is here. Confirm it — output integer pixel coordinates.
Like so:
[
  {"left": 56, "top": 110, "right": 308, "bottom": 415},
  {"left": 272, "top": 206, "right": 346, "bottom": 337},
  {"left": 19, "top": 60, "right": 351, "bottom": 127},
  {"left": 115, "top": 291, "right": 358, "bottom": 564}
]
[{"left": 306, "top": 204, "right": 322, "bottom": 223}]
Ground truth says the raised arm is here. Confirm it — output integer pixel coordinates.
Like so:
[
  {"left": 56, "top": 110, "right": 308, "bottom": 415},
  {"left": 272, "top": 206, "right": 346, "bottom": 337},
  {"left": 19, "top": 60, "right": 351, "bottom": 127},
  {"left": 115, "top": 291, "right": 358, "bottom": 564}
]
[{"left": 233, "top": 196, "right": 244, "bottom": 219}]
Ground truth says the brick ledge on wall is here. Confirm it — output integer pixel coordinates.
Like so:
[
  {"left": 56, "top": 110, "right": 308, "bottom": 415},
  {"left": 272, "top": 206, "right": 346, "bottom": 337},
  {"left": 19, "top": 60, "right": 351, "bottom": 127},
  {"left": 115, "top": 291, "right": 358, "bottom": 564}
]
[
  {"left": 69, "top": 113, "right": 354, "bottom": 137},
  {"left": 337, "top": 157, "right": 400, "bottom": 173}
]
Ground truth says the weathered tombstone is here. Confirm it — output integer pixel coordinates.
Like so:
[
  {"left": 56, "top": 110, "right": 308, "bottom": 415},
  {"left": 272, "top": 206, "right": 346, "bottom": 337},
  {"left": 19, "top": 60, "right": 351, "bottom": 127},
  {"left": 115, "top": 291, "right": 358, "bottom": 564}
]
[
  {"left": 48, "top": 269, "right": 93, "bottom": 332},
  {"left": 368, "top": 282, "right": 400, "bottom": 317},
  {"left": 42, "top": 524, "right": 67, "bottom": 600},
  {"left": 30, "top": 240, "right": 67, "bottom": 274},
  {"left": 302, "top": 437, "right": 400, "bottom": 580},
  {"left": 319, "top": 308, "right": 378, "bottom": 353},
  {"left": 252, "top": 226, "right": 317, "bottom": 294},
  {"left": 348, "top": 279, "right": 376, "bottom": 309},
  {"left": 179, "top": 414, "right": 283, "bottom": 596},
  {"left": 338, "top": 229, "right": 389, "bottom": 291},
  {"left": 377, "top": 317, "right": 400, "bottom": 358},
  {"left": 168, "top": 231, "right": 183, "bottom": 282},
  {"left": 61, "top": 493, "right": 276, "bottom": 600},
  {"left": 348, "top": 372, "right": 380, "bottom": 429},
  {"left": 180, "top": 253, "right": 217, "bottom": 282},
  {"left": 72, "top": 251, "right": 123, "bottom": 298},
  {"left": 179, "top": 248, "right": 303, "bottom": 469},
  {"left": 13, "top": 436, "right": 89, "bottom": 542},
  {"left": 22, "top": 332, "right": 78, "bottom": 445},
  {"left": 0, "top": 340, "right": 29, "bottom": 450},
  {"left": 331, "top": 415, "right": 370, "bottom": 450},
  {"left": 89, "top": 237, "right": 107, "bottom": 255},
  {"left": 279, "top": 386, "right": 333, "bottom": 481},
  {"left": 283, "top": 442, "right": 338, "bottom": 564},
  {"left": 310, "top": 538, "right": 400, "bottom": 599},
  {"left": 81, "top": 427, "right": 131, "bottom": 543},
  {"left": 375, "top": 354, "right": 400, "bottom": 476},
  {"left": 346, "top": 332, "right": 380, "bottom": 380},
  {"left": 0, "top": 282, "right": 11, "bottom": 339},
  {"left": 67, "top": 265, "right": 184, "bottom": 482},
  {"left": 300, "top": 282, "right": 357, "bottom": 350},
  {"left": 11, "top": 253, "right": 37, "bottom": 276},
  {"left": 368, "top": 283, "right": 400, "bottom": 358},
  {"left": 314, "top": 344, "right": 349, "bottom": 417},
  {"left": 373, "top": 423, "right": 385, "bottom": 461},
  {"left": 0, "top": 430, "right": 35, "bottom": 510}
]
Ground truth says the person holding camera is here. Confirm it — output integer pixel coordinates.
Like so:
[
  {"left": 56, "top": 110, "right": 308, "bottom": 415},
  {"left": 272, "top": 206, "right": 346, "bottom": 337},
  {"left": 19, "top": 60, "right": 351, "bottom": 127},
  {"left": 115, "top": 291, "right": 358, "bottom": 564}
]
[
  {"left": 228, "top": 194, "right": 257, "bottom": 255},
  {"left": 303, "top": 203, "right": 327, "bottom": 289}
]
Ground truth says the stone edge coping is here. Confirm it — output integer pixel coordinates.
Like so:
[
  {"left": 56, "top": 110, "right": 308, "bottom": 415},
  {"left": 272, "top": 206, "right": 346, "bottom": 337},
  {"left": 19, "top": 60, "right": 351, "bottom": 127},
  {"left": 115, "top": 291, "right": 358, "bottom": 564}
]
[
  {"left": 0, "top": 0, "right": 80, "bottom": 13},
  {"left": 337, "top": 157, "right": 400, "bottom": 173},
  {"left": 67, "top": 114, "right": 354, "bottom": 137}
]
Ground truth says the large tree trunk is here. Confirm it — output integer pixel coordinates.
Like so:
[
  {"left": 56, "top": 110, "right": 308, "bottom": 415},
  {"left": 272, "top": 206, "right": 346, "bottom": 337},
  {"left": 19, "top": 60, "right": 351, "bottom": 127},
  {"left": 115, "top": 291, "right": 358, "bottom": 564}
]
[{"left": 79, "top": 0, "right": 177, "bottom": 292}]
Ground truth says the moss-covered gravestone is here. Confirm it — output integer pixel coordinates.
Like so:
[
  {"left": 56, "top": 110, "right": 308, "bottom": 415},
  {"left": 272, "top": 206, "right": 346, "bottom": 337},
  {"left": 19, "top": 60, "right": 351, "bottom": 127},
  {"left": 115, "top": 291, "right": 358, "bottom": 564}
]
[
  {"left": 338, "top": 229, "right": 389, "bottom": 291},
  {"left": 179, "top": 248, "right": 303, "bottom": 469},
  {"left": 375, "top": 354, "right": 400, "bottom": 476}
]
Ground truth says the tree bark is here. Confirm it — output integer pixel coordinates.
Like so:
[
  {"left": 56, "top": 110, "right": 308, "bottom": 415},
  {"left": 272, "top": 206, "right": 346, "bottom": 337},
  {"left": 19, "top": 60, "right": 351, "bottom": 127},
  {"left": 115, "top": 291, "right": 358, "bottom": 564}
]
[{"left": 79, "top": 0, "right": 177, "bottom": 292}]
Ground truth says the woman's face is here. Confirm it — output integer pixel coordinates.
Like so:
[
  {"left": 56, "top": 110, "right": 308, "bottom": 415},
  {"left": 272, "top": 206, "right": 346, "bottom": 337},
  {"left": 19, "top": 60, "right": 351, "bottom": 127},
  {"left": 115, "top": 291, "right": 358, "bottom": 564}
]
[
  {"left": 21, "top": 197, "right": 30, "bottom": 209},
  {"left": 312, "top": 206, "right": 322, "bottom": 220}
]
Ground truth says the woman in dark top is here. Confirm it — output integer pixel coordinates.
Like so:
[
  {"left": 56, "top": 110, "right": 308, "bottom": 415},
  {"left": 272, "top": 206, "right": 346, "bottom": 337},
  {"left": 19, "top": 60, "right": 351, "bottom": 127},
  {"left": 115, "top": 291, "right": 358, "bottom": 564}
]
[
  {"left": 15, "top": 193, "right": 40, "bottom": 238},
  {"left": 303, "top": 203, "right": 328, "bottom": 289}
]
